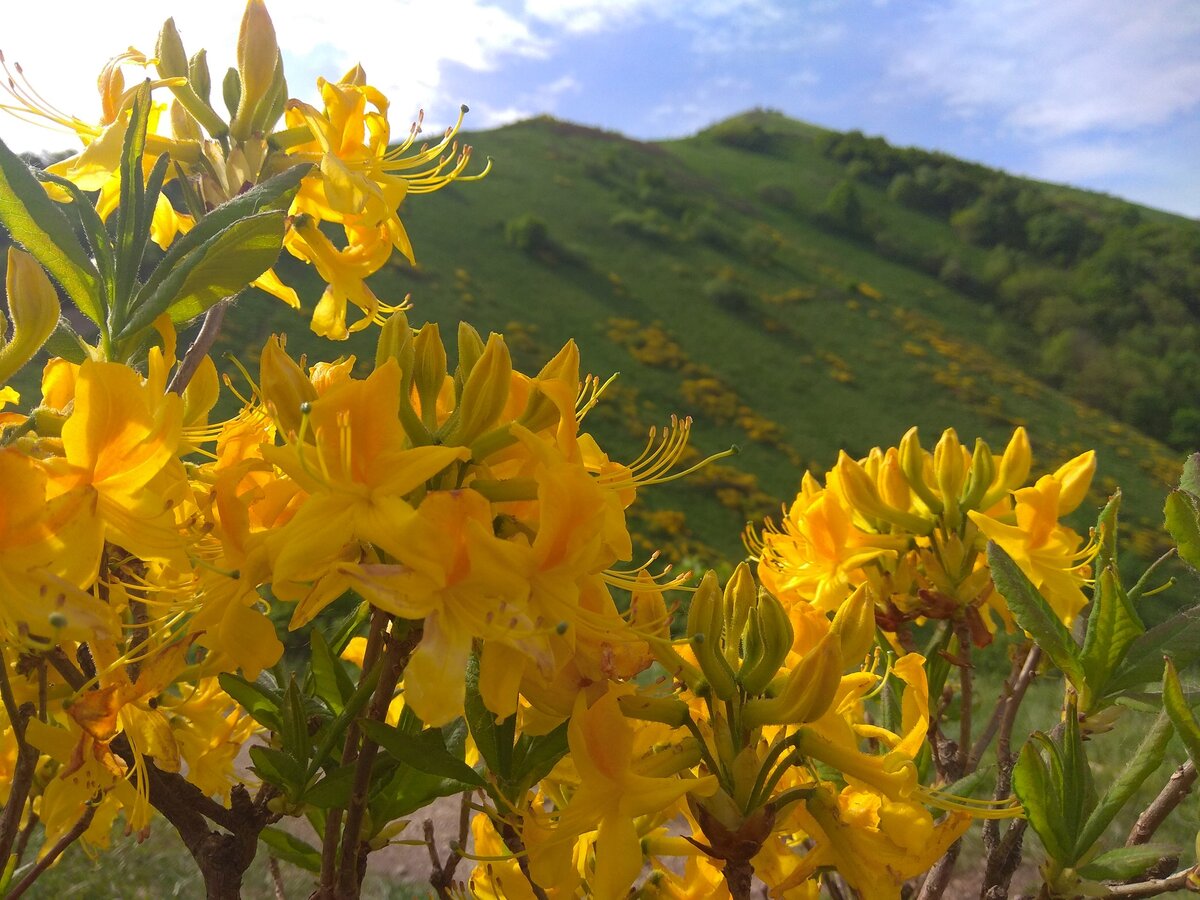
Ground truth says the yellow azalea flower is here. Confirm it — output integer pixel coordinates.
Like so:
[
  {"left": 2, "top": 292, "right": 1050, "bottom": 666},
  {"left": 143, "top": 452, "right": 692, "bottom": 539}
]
[
  {"left": 350, "top": 488, "right": 536, "bottom": 726},
  {"left": 284, "top": 69, "right": 484, "bottom": 242},
  {"left": 45, "top": 360, "right": 188, "bottom": 566},
  {"left": 528, "top": 690, "right": 715, "bottom": 899},
  {"left": 461, "top": 813, "right": 546, "bottom": 900},
  {"left": 284, "top": 217, "right": 407, "bottom": 340},
  {"left": 0, "top": 447, "right": 112, "bottom": 643},
  {"left": 638, "top": 854, "right": 731, "bottom": 899},
  {"left": 968, "top": 454, "right": 1096, "bottom": 624},
  {"left": 780, "top": 786, "right": 971, "bottom": 900},
  {"left": 159, "top": 677, "right": 257, "bottom": 800},
  {"left": 851, "top": 652, "right": 929, "bottom": 759},
  {"left": 262, "top": 359, "right": 468, "bottom": 619},
  {"left": 25, "top": 716, "right": 143, "bottom": 851},
  {"left": 757, "top": 488, "right": 904, "bottom": 613}
]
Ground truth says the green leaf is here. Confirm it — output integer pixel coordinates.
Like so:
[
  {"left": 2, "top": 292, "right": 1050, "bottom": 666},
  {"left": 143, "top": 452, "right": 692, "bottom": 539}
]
[
  {"left": 119, "top": 209, "right": 285, "bottom": 340},
  {"left": 36, "top": 171, "right": 115, "bottom": 310},
  {"left": 941, "top": 765, "right": 995, "bottom": 801},
  {"left": 1080, "top": 567, "right": 1143, "bottom": 706},
  {"left": 249, "top": 745, "right": 305, "bottom": 790},
  {"left": 1163, "top": 658, "right": 1200, "bottom": 765},
  {"left": 113, "top": 83, "right": 153, "bottom": 323},
  {"left": 1093, "top": 490, "right": 1121, "bottom": 573},
  {"left": 1181, "top": 454, "right": 1200, "bottom": 497},
  {"left": 259, "top": 827, "right": 321, "bottom": 873},
  {"left": 1077, "top": 844, "right": 1178, "bottom": 881},
  {"left": 1165, "top": 489, "right": 1200, "bottom": 570},
  {"left": 1058, "top": 708, "right": 1095, "bottom": 853},
  {"left": 282, "top": 676, "right": 309, "bottom": 768},
  {"left": 218, "top": 672, "right": 282, "bottom": 732},
  {"left": 41, "top": 320, "right": 91, "bottom": 364},
  {"left": 302, "top": 763, "right": 358, "bottom": 809},
  {"left": 1105, "top": 605, "right": 1200, "bottom": 696},
  {"left": 1013, "top": 737, "right": 1071, "bottom": 864},
  {"left": 133, "top": 163, "right": 306, "bottom": 300},
  {"left": 987, "top": 542, "right": 1084, "bottom": 686},
  {"left": 464, "top": 653, "right": 513, "bottom": 780},
  {"left": 1074, "top": 709, "right": 1172, "bottom": 858},
  {"left": 362, "top": 720, "right": 484, "bottom": 788},
  {"left": 306, "top": 659, "right": 380, "bottom": 780},
  {"left": 512, "top": 721, "right": 570, "bottom": 793},
  {"left": 309, "top": 628, "right": 354, "bottom": 714},
  {"left": 0, "top": 136, "right": 102, "bottom": 324}
]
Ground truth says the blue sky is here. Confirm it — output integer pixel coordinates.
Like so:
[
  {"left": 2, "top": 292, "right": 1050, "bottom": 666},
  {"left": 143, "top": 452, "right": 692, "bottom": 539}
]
[{"left": 4, "top": 0, "right": 1198, "bottom": 217}]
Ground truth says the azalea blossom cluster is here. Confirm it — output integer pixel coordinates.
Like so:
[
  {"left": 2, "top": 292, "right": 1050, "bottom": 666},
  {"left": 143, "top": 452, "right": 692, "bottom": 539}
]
[
  {"left": 753, "top": 426, "right": 1097, "bottom": 642},
  {"left": 1, "top": 0, "right": 487, "bottom": 341},
  {"left": 0, "top": 3, "right": 1151, "bottom": 899}
]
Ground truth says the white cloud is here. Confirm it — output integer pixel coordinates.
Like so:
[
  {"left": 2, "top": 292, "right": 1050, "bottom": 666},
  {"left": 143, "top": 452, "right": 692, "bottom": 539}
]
[
  {"left": 892, "top": 0, "right": 1200, "bottom": 138},
  {"left": 1, "top": 0, "right": 544, "bottom": 151},
  {"left": 468, "top": 102, "right": 537, "bottom": 128},
  {"left": 1032, "top": 141, "right": 1138, "bottom": 182}
]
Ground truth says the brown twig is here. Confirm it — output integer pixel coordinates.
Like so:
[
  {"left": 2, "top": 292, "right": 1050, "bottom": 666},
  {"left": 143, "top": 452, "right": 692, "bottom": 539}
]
[
  {"left": 335, "top": 618, "right": 421, "bottom": 897},
  {"left": 45, "top": 647, "right": 87, "bottom": 691},
  {"left": 7, "top": 802, "right": 97, "bottom": 898},
  {"left": 268, "top": 855, "right": 288, "bottom": 900},
  {"left": 956, "top": 621, "right": 974, "bottom": 778},
  {"left": 169, "top": 300, "right": 231, "bottom": 395},
  {"left": 0, "top": 650, "right": 38, "bottom": 870},
  {"left": 916, "top": 839, "right": 963, "bottom": 900},
  {"left": 1125, "top": 759, "right": 1197, "bottom": 847},
  {"left": 981, "top": 644, "right": 1041, "bottom": 899},
  {"left": 318, "top": 610, "right": 388, "bottom": 898},
  {"left": 1102, "top": 867, "right": 1197, "bottom": 897},
  {"left": 969, "top": 645, "right": 1026, "bottom": 770},
  {"left": 429, "top": 790, "right": 473, "bottom": 897}
]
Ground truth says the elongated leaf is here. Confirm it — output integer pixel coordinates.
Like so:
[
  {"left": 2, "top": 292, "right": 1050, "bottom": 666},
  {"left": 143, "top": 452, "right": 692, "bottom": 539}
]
[
  {"left": 249, "top": 744, "right": 305, "bottom": 789},
  {"left": 1077, "top": 844, "right": 1179, "bottom": 881},
  {"left": 1074, "top": 709, "right": 1173, "bottom": 858},
  {"left": 41, "top": 320, "right": 91, "bottom": 364},
  {"left": 36, "top": 171, "right": 115, "bottom": 309},
  {"left": 113, "top": 83, "right": 152, "bottom": 321},
  {"left": 0, "top": 137, "right": 102, "bottom": 323},
  {"left": 1013, "top": 737, "right": 1070, "bottom": 864},
  {"left": 1094, "top": 490, "right": 1121, "bottom": 572},
  {"left": 988, "top": 542, "right": 1083, "bottom": 686},
  {"left": 1105, "top": 605, "right": 1200, "bottom": 696},
  {"left": 1059, "top": 710, "right": 1095, "bottom": 854},
  {"left": 1080, "top": 567, "right": 1143, "bottom": 705},
  {"left": 306, "top": 659, "right": 381, "bottom": 780},
  {"left": 1163, "top": 659, "right": 1200, "bottom": 765},
  {"left": 464, "top": 653, "right": 512, "bottom": 779},
  {"left": 119, "top": 209, "right": 285, "bottom": 339},
  {"left": 1181, "top": 454, "right": 1200, "bottom": 498},
  {"left": 282, "top": 676, "right": 309, "bottom": 768},
  {"left": 363, "top": 720, "right": 484, "bottom": 787},
  {"left": 1165, "top": 489, "right": 1200, "bottom": 570},
  {"left": 512, "top": 721, "right": 570, "bottom": 794},
  {"left": 259, "top": 827, "right": 321, "bottom": 873},
  {"left": 302, "top": 763, "right": 358, "bottom": 809},
  {"left": 218, "top": 671, "right": 282, "bottom": 732},
  {"left": 131, "top": 162, "right": 307, "bottom": 309},
  {"left": 309, "top": 628, "right": 353, "bottom": 713}
]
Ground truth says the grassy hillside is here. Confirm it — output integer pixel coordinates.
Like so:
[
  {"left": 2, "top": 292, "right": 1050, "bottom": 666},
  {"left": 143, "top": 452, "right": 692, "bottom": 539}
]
[{"left": 209, "top": 111, "right": 1188, "bottom": 587}]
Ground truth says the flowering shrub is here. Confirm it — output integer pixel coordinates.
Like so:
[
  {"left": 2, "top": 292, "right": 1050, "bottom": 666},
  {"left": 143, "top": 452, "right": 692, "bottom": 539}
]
[{"left": 0, "top": 4, "right": 1199, "bottom": 899}]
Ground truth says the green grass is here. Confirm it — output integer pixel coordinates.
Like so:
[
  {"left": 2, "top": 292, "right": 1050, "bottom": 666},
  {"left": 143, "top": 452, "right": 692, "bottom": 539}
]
[{"left": 192, "top": 114, "right": 1184, "bottom": 595}]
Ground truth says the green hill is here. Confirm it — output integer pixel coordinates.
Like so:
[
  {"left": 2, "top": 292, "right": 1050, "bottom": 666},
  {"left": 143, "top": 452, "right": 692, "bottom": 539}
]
[{"left": 43, "top": 111, "right": 1200, "bottom": 580}]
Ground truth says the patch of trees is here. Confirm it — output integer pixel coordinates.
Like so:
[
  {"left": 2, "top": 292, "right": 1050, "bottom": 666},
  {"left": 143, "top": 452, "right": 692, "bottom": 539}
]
[{"left": 819, "top": 128, "right": 1200, "bottom": 449}]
